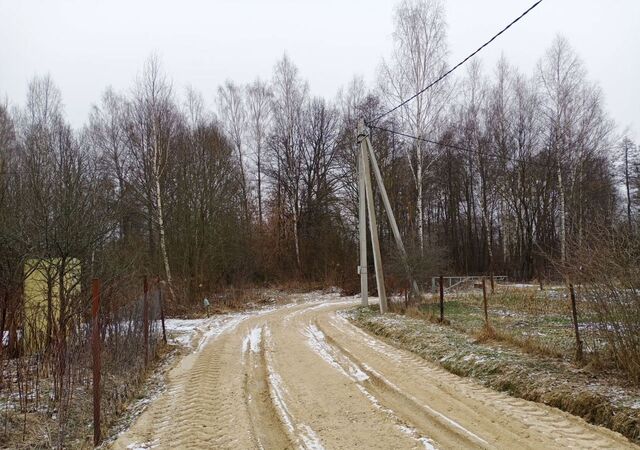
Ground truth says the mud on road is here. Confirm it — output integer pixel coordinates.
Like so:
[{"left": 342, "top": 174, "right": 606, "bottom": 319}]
[{"left": 112, "top": 293, "right": 636, "bottom": 449}]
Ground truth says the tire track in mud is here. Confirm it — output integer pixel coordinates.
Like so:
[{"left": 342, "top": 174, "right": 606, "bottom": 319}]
[
  {"left": 324, "top": 311, "right": 634, "bottom": 449},
  {"left": 262, "top": 326, "right": 326, "bottom": 450},
  {"left": 305, "top": 320, "right": 487, "bottom": 449},
  {"left": 112, "top": 296, "right": 636, "bottom": 450},
  {"left": 242, "top": 325, "right": 293, "bottom": 449}
]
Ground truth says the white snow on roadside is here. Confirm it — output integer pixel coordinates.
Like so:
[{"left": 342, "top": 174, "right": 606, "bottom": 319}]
[
  {"left": 331, "top": 314, "right": 402, "bottom": 362},
  {"left": 397, "top": 425, "right": 438, "bottom": 450},
  {"left": 164, "top": 305, "right": 278, "bottom": 353},
  {"left": 283, "top": 296, "right": 358, "bottom": 324},
  {"left": 163, "top": 318, "right": 211, "bottom": 347}
]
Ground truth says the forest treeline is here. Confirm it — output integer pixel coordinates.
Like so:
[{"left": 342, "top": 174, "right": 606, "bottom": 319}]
[{"left": 0, "top": 0, "right": 638, "bottom": 311}]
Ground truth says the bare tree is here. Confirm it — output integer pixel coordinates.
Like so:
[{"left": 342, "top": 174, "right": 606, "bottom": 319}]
[
  {"left": 619, "top": 137, "right": 638, "bottom": 230},
  {"left": 246, "top": 79, "right": 272, "bottom": 226},
  {"left": 380, "top": 0, "right": 450, "bottom": 255},
  {"left": 217, "top": 80, "right": 250, "bottom": 221},
  {"left": 88, "top": 88, "right": 130, "bottom": 242},
  {"left": 127, "top": 55, "right": 176, "bottom": 289},
  {"left": 269, "top": 54, "right": 308, "bottom": 270},
  {"left": 538, "top": 35, "right": 614, "bottom": 261}
]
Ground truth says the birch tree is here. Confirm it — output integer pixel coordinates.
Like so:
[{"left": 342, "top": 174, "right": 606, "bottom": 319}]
[
  {"left": 380, "top": 0, "right": 449, "bottom": 255},
  {"left": 269, "top": 55, "right": 308, "bottom": 270},
  {"left": 246, "top": 79, "right": 272, "bottom": 226},
  {"left": 217, "top": 81, "right": 250, "bottom": 222},
  {"left": 128, "top": 55, "right": 176, "bottom": 288}
]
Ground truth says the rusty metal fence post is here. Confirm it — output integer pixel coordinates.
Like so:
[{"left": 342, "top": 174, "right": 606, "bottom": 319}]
[
  {"left": 143, "top": 276, "right": 149, "bottom": 368},
  {"left": 439, "top": 275, "right": 444, "bottom": 322},
  {"left": 159, "top": 278, "right": 167, "bottom": 344},
  {"left": 482, "top": 277, "right": 489, "bottom": 327},
  {"left": 91, "top": 278, "right": 101, "bottom": 446},
  {"left": 490, "top": 272, "right": 495, "bottom": 294},
  {"left": 569, "top": 283, "right": 583, "bottom": 361}
]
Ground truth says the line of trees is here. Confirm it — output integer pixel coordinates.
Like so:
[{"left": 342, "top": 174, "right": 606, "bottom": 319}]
[{"left": 1, "top": 0, "right": 637, "bottom": 318}]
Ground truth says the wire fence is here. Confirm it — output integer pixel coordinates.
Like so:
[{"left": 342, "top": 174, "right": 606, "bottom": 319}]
[{"left": 0, "top": 276, "right": 166, "bottom": 448}]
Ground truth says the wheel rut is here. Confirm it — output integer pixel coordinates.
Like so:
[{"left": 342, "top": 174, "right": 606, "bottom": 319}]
[
  {"left": 242, "top": 325, "right": 293, "bottom": 449},
  {"left": 111, "top": 296, "right": 638, "bottom": 450}
]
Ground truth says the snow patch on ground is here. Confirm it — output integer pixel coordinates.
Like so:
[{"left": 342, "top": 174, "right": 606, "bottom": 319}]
[
  {"left": 126, "top": 439, "right": 158, "bottom": 449},
  {"left": 242, "top": 326, "right": 263, "bottom": 356},
  {"left": 164, "top": 305, "right": 278, "bottom": 353},
  {"left": 303, "top": 324, "right": 368, "bottom": 382}
]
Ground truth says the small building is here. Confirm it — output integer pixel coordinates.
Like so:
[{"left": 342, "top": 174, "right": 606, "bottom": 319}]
[{"left": 23, "top": 258, "right": 81, "bottom": 352}]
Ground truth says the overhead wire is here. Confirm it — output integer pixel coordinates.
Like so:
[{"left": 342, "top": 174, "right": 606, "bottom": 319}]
[
  {"left": 368, "top": 123, "right": 557, "bottom": 169},
  {"left": 369, "top": 0, "right": 544, "bottom": 125}
]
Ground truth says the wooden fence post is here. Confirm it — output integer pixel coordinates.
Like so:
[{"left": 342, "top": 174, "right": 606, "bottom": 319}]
[
  {"left": 143, "top": 276, "right": 149, "bottom": 368},
  {"left": 569, "top": 283, "right": 583, "bottom": 361},
  {"left": 91, "top": 278, "right": 101, "bottom": 446},
  {"left": 439, "top": 275, "right": 444, "bottom": 322},
  {"left": 482, "top": 277, "right": 489, "bottom": 327},
  {"left": 159, "top": 278, "right": 167, "bottom": 345}
]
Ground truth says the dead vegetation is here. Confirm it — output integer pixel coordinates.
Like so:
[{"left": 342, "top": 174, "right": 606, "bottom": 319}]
[{"left": 0, "top": 276, "right": 166, "bottom": 449}]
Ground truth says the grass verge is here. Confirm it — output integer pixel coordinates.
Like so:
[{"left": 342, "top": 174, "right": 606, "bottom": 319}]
[{"left": 345, "top": 305, "right": 640, "bottom": 443}]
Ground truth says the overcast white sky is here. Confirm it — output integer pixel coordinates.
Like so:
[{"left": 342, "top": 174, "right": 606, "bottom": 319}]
[{"left": 1, "top": 0, "right": 638, "bottom": 140}]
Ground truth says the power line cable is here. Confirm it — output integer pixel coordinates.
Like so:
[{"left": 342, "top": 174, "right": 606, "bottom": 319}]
[
  {"left": 370, "top": 0, "right": 544, "bottom": 124},
  {"left": 369, "top": 124, "right": 556, "bottom": 169}
]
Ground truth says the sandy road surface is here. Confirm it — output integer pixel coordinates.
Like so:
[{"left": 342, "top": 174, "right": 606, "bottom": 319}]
[{"left": 112, "top": 294, "right": 636, "bottom": 449}]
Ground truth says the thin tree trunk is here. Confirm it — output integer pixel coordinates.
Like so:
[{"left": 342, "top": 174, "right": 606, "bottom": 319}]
[
  {"left": 156, "top": 173, "right": 172, "bottom": 285},
  {"left": 625, "top": 145, "right": 632, "bottom": 230},
  {"left": 257, "top": 144, "right": 263, "bottom": 226},
  {"left": 417, "top": 142, "right": 424, "bottom": 255},
  {"left": 558, "top": 165, "right": 566, "bottom": 263}
]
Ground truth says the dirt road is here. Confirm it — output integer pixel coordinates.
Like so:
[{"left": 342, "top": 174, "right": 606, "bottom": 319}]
[{"left": 112, "top": 294, "right": 636, "bottom": 449}]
